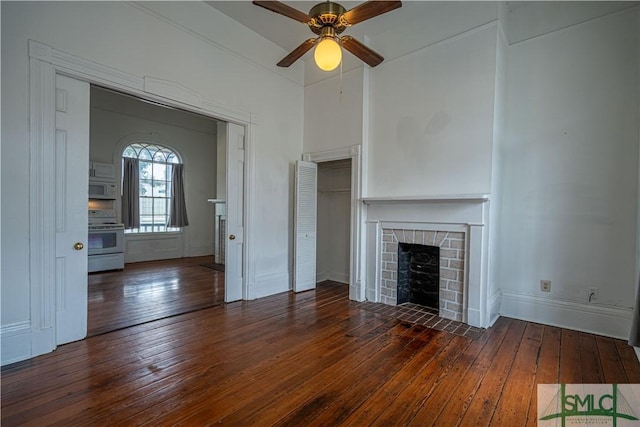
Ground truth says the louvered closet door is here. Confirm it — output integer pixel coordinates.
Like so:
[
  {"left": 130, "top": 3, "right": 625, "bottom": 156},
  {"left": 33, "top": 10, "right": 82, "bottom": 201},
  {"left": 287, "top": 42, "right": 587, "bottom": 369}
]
[{"left": 294, "top": 161, "right": 317, "bottom": 292}]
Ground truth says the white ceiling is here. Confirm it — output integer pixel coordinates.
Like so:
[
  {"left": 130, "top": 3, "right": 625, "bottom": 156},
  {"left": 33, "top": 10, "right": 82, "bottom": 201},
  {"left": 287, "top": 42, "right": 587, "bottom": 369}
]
[
  {"left": 205, "top": 1, "right": 637, "bottom": 83},
  {"left": 206, "top": 1, "right": 421, "bottom": 53}
]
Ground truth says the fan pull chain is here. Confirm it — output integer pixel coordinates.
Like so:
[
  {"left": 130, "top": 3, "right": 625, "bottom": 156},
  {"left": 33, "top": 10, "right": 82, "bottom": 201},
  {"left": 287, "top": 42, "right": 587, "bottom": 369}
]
[{"left": 339, "top": 57, "right": 344, "bottom": 101}]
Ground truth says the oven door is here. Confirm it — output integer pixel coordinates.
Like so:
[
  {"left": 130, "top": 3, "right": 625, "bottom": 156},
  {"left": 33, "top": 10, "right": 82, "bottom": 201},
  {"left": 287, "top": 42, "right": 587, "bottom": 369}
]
[{"left": 88, "top": 227, "right": 124, "bottom": 255}]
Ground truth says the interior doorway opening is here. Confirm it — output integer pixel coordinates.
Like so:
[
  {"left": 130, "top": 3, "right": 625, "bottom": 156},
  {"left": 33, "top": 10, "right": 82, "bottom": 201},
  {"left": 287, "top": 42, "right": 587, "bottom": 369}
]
[
  {"left": 25, "top": 41, "right": 252, "bottom": 362},
  {"left": 86, "top": 84, "right": 229, "bottom": 336},
  {"left": 316, "top": 159, "right": 352, "bottom": 286}
]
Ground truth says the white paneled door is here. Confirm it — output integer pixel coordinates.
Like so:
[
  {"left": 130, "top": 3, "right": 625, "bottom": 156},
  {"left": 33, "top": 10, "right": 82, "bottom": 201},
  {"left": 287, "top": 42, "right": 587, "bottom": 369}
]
[
  {"left": 294, "top": 161, "right": 317, "bottom": 292},
  {"left": 54, "top": 75, "right": 89, "bottom": 345},
  {"left": 225, "top": 123, "right": 245, "bottom": 302}
]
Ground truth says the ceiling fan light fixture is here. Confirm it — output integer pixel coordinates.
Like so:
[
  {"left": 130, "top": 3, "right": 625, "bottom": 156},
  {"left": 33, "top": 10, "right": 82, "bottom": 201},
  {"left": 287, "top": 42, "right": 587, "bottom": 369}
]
[
  {"left": 253, "top": 1, "right": 402, "bottom": 69},
  {"left": 314, "top": 37, "right": 342, "bottom": 71}
]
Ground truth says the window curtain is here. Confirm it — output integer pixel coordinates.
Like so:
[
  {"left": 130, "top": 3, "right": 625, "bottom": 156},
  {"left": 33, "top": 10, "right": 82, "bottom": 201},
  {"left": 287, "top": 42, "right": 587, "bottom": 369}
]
[
  {"left": 168, "top": 163, "right": 189, "bottom": 227},
  {"left": 630, "top": 273, "right": 640, "bottom": 347},
  {"left": 122, "top": 157, "right": 140, "bottom": 229}
]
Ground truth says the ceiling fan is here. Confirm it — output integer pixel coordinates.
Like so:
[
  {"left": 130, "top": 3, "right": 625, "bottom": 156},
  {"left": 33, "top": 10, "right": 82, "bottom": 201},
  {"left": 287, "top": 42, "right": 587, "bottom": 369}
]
[{"left": 253, "top": 1, "right": 402, "bottom": 71}]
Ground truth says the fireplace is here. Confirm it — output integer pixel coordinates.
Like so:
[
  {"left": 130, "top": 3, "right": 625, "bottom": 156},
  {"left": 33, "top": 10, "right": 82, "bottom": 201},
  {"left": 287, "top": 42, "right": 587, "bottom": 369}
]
[
  {"left": 380, "top": 228, "right": 465, "bottom": 321},
  {"left": 363, "top": 194, "right": 492, "bottom": 328},
  {"left": 397, "top": 243, "right": 440, "bottom": 308}
]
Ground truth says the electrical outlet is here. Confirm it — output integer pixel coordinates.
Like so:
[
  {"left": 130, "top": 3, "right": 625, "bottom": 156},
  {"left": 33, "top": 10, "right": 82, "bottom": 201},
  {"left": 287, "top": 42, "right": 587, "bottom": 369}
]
[
  {"left": 588, "top": 288, "right": 599, "bottom": 302},
  {"left": 540, "top": 280, "right": 551, "bottom": 292}
]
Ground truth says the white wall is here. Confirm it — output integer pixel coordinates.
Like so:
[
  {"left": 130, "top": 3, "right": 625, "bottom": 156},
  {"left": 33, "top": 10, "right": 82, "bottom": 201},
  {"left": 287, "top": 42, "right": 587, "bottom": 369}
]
[
  {"left": 503, "top": 1, "right": 636, "bottom": 44},
  {"left": 487, "top": 25, "right": 508, "bottom": 321},
  {"left": 368, "top": 25, "right": 498, "bottom": 197},
  {"left": 305, "top": 24, "right": 501, "bottom": 198},
  {"left": 90, "top": 87, "right": 218, "bottom": 261},
  {"left": 301, "top": 3, "right": 639, "bottom": 338},
  {"left": 317, "top": 161, "right": 351, "bottom": 284},
  {"left": 498, "top": 8, "right": 639, "bottom": 336},
  {"left": 1, "top": 1, "right": 303, "bottom": 361},
  {"left": 304, "top": 69, "right": 364, "bottom": 153}
]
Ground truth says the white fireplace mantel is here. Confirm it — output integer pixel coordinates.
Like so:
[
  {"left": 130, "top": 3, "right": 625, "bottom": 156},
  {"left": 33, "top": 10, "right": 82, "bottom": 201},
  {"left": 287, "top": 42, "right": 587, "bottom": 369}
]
[{"left": 362, "top": 194, "right": 490, "bottom": 205}]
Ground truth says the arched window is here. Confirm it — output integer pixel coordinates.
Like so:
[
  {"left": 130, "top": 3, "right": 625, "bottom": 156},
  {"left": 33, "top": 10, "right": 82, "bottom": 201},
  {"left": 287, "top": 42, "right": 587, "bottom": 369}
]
[{"left": 122, "top": 142, "right": 188, "bottom": 233}]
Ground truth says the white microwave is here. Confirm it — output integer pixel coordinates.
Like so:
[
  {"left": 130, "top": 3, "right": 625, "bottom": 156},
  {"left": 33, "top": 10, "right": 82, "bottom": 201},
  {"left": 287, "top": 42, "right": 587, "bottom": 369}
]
[{"left": 88, "top": 180, "right": 117, "bottom": 200}]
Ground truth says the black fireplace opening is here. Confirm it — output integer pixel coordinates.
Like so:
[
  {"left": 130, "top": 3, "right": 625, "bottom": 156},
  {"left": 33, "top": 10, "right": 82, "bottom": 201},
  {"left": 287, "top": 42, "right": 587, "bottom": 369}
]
[{"left": 397, "top": 243, "right": 440, "bottom": 309}]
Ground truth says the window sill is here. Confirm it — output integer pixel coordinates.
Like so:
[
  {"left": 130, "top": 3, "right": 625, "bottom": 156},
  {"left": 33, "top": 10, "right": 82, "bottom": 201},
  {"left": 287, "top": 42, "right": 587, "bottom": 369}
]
[{"left": 124, "top": 231, "right": 183, "bottom": 237}]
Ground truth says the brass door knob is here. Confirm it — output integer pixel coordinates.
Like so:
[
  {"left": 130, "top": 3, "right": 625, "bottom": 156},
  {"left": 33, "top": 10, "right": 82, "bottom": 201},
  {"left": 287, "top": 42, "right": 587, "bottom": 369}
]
[
  {"left": 73, "top": 242, "right": 84, "bottom": 250},
  {"left": 229, "top": 234, "right": 236, "bottom": 240}
]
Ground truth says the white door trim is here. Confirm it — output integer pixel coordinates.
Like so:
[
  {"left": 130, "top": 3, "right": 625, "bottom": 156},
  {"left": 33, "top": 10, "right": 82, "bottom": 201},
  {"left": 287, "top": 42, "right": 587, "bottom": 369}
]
[
  {"left": 302, "top": 145, "right": 365, "bottom": 301},
  {"left": 23, "top": 39, "right": 255, "bottom": 362}
]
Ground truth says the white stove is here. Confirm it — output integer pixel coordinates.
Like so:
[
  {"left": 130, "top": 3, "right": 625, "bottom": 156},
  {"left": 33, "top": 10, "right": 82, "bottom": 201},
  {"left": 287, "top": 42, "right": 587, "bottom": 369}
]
[{"left": 88, "top": 209, "right": 125, "bottom": 272}]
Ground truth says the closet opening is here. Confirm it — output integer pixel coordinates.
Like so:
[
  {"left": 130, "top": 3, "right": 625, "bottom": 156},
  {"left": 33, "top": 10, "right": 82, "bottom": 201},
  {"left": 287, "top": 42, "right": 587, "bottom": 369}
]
[{"left": 316, "top": 159, "right": 352, "bottom": 286}]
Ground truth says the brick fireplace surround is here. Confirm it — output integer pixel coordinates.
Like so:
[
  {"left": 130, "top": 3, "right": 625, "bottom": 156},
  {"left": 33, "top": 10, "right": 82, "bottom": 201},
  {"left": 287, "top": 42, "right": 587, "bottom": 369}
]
[{"left": 381, "top": 228, "right": 465, "bottom": 321}]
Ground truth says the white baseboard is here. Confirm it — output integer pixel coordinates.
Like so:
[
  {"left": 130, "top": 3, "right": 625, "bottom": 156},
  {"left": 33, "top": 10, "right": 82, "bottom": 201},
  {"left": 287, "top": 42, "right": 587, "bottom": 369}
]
[
  {"left": 487, "top": 290, "right": 501, "bottom": 327},
  {"left": 316, "top": 271, "right": 328, "bottom": 283},
  {"left": 328, "top": 271, "right": 349, "bottom": 285},
  {"left": 125, "top": 251, "right": 182, "bottom": 263},
  {"left": 317, "top": 271, "right": 349, "bottom": 285},
  {"left": 350, "top": 280, "right": 364, "bottom": 301},
  {"left": 1, "top": 321, "right": 33, "bottom": 366},
  {"left": 500, "top": 290, "right": 633, "bottom": 339},
  {"left": 467, "top": 308, "right": 481, "bottom": 328},
  {"left": 254, "top": 272, "right": 290, "bottom": 299},
  {"left": 187, "top": 244, "right": 214, "bottom": 257}
]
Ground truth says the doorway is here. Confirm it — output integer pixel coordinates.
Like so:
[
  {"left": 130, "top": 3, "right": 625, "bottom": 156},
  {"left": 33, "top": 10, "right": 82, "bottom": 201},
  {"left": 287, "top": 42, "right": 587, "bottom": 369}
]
[
  {"left": 316, "top": 159, "right": 352, "bottom": 286},
  {"left": 86, "top": 85, "right": 228, "bottom": 336},
  {"left": 301, "top": 145, "right": 364, "bottom": 301},
  {"left": 27, "top": 40, "right": 252, "bottom": 361}
]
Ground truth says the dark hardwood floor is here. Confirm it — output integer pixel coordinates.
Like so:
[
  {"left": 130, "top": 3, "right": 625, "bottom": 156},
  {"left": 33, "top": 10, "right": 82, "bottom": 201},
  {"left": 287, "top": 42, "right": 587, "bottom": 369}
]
[
  {"left": 2, "top": 281, "right": 639, "bottom": 426},
  {"left": 88, "top": 256, "right": 224, "bottom": 336}
]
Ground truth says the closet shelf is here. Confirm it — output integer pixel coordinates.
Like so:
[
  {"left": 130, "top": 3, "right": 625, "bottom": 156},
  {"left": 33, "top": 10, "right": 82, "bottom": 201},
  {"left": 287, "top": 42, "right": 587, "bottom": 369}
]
[{"left": 318, "top": 188, "right": 351, "bottom": 193}]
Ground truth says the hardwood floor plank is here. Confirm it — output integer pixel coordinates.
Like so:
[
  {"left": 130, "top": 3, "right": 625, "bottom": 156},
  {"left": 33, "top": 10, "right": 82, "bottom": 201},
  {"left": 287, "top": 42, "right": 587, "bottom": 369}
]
[
  {"left": 456, "top": 319, "right": 527, "bottom": 427},
  {"left": 280, "top": 324, "right": 434, "bottom": 427},
  {"left": 578, "top": 332, "right": 605, "bottom": 383},
  {"left": 169, "top": 317, "right": 405, "bottom": 426},
  {"left": 5, "top": 290, "right": 353, "bottom": 425},
  {"left": 271, "top": 323, "right": 424, "bottom": 427},
  {"left": 3, "top": 279, "right": 640, "bottom": 427},
  {"left": 489, "top": 322, "right": 544, "bottom": 426},
  {"left": 525, "top": 325, "right": 561, "bottom": 427},
  {"left": 404, "top": 318, "right": 501, "bottom": 426},
  {"left": 2, "top": 283, "right": 340, "bottom": 393},
  {"left": 293, "top": 327, "right": 448, "bottom": 427},
  {"left": 429, "top": 316, "right": 512, "bottom": 427},
  {"left": 615, "top": 339, "right": 640, "bottom": 381},
  {"left": 2, "top": 301, "right": 297, "bottom": 404},
  {"left": 368, "top": 334, "right": 473, "bottom": 426},
  {"left": 88, "top": 256, "right": 225, "bottom": 336},
  {"left": 1, "top": 284, "right": 350, "bottom": 422},
  {"left": 596, "top": 335, "right": 630, "bottom": 383},
  {"left": 559, "top": 329, "right": 583, "bottom": 383},
  {"left": 212, "top": 317, "right": 404, "bottom": 425},
  {"left": 119, "top": 305, "right": 381, "bottom": 425}
]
